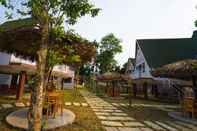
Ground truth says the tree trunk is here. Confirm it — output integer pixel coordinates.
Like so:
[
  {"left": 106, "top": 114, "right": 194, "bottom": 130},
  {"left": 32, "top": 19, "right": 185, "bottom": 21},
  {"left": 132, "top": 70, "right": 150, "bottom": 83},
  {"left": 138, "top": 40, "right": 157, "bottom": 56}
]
[{"left": 28, "top": 22, "right": 48, "bottom": 131}]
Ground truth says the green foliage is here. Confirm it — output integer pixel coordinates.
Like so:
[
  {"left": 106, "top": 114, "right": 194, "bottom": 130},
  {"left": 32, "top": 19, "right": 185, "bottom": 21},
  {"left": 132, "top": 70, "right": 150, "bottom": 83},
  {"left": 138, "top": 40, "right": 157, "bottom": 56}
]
[
  {"left": 79, "top": 63, "right": 94, "bottom": 76},
  {"left": 1, "top": 0, "right": 100, "bottom": 26},
  {"left": 96, "top": 33, "right": 122, "bottom": 73},
  {"left": 195, "top": 20, "right": 197, "bottom": 27},
  {"left": 100, "top": 33, "right": 122, "bottom": 53}
]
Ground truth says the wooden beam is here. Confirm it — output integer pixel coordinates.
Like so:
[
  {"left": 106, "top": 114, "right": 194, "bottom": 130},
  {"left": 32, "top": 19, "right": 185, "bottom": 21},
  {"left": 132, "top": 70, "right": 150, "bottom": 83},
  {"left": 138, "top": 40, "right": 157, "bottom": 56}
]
[{"left": 16, "top": 71, "right": 26, "bottom": 101}]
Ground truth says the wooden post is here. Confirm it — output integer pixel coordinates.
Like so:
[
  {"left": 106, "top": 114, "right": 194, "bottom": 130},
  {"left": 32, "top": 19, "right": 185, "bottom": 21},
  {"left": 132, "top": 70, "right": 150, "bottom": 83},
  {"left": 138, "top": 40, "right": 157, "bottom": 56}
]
[
  {"left": 192, "top": 76, "right": 197, "bottom": 101},
  {"left": 143, "top": 82, "right": 148, "bottom": 99},
  {"left": 61, "top": 78, "right": 64, "bottom": 90},
  {"left": 10, "top": 74, "right": 18, "bottom": 89},
  {"left": 128, "top": 80, "right": 132, "bottom": 107},
  {"left": 133, "top": 83, "right": 137, "bottom": 97},
  {"left": 16, "top": 71, "right": 26, "bottom": 101}
]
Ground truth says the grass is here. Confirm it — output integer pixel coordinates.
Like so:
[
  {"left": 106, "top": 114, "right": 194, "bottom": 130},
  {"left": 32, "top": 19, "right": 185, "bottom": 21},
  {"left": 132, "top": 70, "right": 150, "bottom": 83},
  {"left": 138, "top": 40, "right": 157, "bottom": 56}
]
[
  {"left": 0, "top": 88, "right": 104, "bottom": 131},
  {"left": 63, "top": 89, "right": 86, "bottom": 103}
]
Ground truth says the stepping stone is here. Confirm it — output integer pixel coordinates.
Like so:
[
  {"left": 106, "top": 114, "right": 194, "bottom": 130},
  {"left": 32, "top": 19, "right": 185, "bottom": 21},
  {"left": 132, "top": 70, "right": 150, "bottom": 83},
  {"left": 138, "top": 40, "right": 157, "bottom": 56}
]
[
  {"left": 1, "top": 104, "right": 13, "bottom": 109},
  {"left": 118, "top": 127, "right": 153, "bottom": 131},
  {"left": 101, "top": 121, "right": 123, "bottom": 127},
  {"left": 175, "top": 121, "right": 197, "bottom": 130},
  {"left": 97, "top": 116, "right": 107, "bottom": 120},
  {"left": 104, "top": 127, "right": 119, "bottom": 131},
  {"left": 65, "top": 102, "right": 72, "bottom": 106},
  {"left": 112, "top": 103, "right": 119, "bottom": 106},
  {"left": 81, "top": 103, "right": 88, "bottom": 107},
  {"left": 95, "top": 112, "right": 110, "bottom": 116},
  {"left": 156, "top": 121, "right": 178, "bottom": 131},
  {"left": 120, "top": 103, "right": 126, "bottom": 106},
  {"left": 107, "top": 116, "right": 135, "bottom": 121},
  {"left": 26, "top": 102, "right": 30, "bottom": 106},
  {"left": 165, "top": 121, "right": 190, "bottom": 131},
  {"left": 144, "top": 121, "right": 165, "bottom": 131},
  {"left": 73, "top": 102, "right": 80, "bottom": 106},
  {"left": 111, "top": 113, "right": 127, "bottom": 116},
  {"left": 123, "top": 122, "right": 144, "bottom": 127},
  {"left": 14, "top": 102, "right": 25, "bottom": 107},
  {"left": 114, "top": 110, "right": 123, "bottom": 113}
]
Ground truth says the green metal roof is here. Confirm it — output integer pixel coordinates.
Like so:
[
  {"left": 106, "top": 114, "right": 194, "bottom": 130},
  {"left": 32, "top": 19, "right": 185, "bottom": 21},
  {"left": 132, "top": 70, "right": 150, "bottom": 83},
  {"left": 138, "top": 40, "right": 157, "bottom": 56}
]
[{"left": 137, "top": 38, "right": 197, "bottom": 69}]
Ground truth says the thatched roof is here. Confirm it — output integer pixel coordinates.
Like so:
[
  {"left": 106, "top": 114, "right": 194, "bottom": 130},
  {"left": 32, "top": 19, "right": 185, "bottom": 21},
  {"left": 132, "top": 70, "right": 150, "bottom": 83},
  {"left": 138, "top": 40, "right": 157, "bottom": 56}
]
[
  {"left": 0, "top": 64, "right": 35, "bottom": 74},
  {"left": 151, "top": 59, "right": 197, "bottom": 80},
  {"left": 97, "top": 72, "right": 132, "bottom": 81},
  {"left": 0, "top": 18, "right": 96, "bottom": 64},
  {"left": 0, "top": 63, "right": 71, "bottom": 78},
  {"left": 0, "top": 18, "right": 41, "bottom": 60}
]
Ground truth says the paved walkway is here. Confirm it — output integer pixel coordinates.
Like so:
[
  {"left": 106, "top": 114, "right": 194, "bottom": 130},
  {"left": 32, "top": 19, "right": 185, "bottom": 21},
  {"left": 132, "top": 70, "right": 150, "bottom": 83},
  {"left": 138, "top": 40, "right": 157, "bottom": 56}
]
[
  {"left": 80, "top": 90, "right": 197, "bottom": 131},
  {"left": 0, "top": 102, "right": 89, "bottom": 109}
]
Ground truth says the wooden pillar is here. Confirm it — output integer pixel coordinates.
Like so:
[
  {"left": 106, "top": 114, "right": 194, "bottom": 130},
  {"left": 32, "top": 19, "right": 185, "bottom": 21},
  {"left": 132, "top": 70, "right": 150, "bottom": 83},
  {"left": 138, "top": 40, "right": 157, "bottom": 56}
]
[
  {"left": 133, "top": 83, "right": 137, "bottom": 97},
  {"left": 192, "top": 76, "right": 197, "bottom": 101},
  {"left": 143, "top": 82, "right": 148, "bottom": 99},
  {"left": 129, "top": 82, "right": 132, "bottom": 106},
  {"left": 61, "top": 78, "right": 64, "bottom": 90},
  {"left": 10, "top": 74, "right": 18, "bottom": 89},
  {"left": 16, "top": 71, "right": 26, "bottom": 101}
]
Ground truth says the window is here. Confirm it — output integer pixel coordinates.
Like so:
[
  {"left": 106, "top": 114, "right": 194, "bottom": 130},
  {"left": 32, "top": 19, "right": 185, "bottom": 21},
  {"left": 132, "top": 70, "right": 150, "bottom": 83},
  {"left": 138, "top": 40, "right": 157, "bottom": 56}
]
[
  {"left": 142, "top": 63, "right": 145, "bottom": 72},
  {"left": 64, "top": 78, "right": 72, "bottom": 83}
]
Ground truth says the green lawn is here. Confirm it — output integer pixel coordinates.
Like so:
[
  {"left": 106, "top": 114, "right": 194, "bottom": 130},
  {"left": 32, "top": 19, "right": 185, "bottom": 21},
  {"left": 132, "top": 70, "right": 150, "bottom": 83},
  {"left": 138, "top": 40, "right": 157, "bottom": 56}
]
[{"left": 0, "top": 88, "right": 104, "bottom": 131}]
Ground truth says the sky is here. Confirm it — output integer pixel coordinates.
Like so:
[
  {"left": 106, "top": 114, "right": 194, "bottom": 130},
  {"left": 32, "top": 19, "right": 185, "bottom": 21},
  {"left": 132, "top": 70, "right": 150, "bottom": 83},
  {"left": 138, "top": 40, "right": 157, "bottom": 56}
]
[
  {"left": 69, "top": 0, "right": 197, "bottom": 66},
  {"left": 0, "top": 0, "right": 197, "bottom": 66}
]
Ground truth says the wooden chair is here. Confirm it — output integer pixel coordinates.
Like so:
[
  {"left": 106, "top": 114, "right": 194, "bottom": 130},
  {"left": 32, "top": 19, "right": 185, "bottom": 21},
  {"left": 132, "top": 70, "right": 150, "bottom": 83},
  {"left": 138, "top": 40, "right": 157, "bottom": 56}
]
[
  {"left": 183, "top": 97, "right": 197, "bottom": 118},
  {"left": 56, "top": 91, "right": 64, "bottom": 116},
  {"left": 45, "top": 93, "right": 58, "bottom": 118}
]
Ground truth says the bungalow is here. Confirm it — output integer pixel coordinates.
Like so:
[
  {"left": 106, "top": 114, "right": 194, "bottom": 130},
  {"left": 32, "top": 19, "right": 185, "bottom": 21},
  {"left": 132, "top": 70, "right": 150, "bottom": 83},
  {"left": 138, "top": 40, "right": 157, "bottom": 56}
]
[{"left": 131, "top": 31, "right": 197, "bottom": 100}]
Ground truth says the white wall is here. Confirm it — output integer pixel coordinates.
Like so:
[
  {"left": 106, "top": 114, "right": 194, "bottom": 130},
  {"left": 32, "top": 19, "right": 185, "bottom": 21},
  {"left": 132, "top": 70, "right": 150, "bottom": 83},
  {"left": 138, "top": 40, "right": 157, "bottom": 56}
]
[
  {"left": 0, "top": 52, "right": 75, "bottom": 86},
  {"left": 132, "top": 44, "right": 152, "bottom": 79},
  {"left": 0, "top": 52, "right": 12, "bottom": 85},
  {"left": 0, "top": 52, "right": 11, "bottom": 65},
  {"left": 10, "top": 55, "right": 36, "bottom": 65}
]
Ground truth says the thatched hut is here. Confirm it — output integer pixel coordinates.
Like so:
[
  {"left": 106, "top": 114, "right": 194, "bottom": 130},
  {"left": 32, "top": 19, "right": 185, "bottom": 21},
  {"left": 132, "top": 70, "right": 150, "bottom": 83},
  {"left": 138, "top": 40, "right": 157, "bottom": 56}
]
[{"left": 152, "top": 59, "right": 197, "bottom": 100}]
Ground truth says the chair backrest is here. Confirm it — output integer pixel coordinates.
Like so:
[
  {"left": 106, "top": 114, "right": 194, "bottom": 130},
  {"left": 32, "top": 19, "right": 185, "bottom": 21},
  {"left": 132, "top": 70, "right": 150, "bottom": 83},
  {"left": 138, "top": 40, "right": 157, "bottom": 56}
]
[{"left": 184, "top": 97, "right": 195, "bottom": 109}]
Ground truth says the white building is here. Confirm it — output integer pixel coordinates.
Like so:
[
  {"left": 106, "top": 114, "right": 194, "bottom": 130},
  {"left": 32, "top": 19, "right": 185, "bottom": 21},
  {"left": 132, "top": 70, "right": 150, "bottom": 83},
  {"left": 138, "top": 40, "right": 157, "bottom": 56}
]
[
  {"left": 131, "top": 32, "right": 197, "bottom": 99},
  {"left": 0, "top": 52, "right": 75, "bottom": 89}
]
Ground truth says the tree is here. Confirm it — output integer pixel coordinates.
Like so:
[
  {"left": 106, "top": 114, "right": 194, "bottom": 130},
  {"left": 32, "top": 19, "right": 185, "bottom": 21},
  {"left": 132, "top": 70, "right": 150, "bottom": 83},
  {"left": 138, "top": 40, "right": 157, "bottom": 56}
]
[
  {"left": 96, "top": 33, "right": 122, "bottom": 73},
  {"left": 1, "top": 0, "right": 100, "bottom": 130}
]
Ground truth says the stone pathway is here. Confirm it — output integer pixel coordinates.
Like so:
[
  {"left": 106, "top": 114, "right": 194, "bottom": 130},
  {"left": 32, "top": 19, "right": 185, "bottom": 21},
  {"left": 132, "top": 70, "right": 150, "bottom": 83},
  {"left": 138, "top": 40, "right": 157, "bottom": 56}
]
[
  {"left": 80, "top": 90, "right": 197, "bottom": 131},
  {"left": 112, "top": 103, "right": 179, "bottom": 112},
  {"left": 80, "top": 90, "right": 153, "bottom": 131},
  {"left": 0, "top": 102, "right": 89, "bottom": 109}
]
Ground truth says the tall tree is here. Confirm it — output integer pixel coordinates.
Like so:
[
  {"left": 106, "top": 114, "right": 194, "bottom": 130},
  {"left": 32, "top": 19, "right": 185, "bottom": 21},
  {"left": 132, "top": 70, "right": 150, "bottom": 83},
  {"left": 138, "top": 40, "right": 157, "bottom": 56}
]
[
  {"left": 96, "top": 33, "right": 122, "bottom": 73},
  {"left": 1, "top": 0, "right": 100, "bottom": 130}
]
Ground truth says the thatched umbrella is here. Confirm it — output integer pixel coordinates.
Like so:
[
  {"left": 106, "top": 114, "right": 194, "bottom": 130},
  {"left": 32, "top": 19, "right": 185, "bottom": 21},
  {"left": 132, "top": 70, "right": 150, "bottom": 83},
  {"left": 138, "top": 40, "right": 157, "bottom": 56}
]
[
  {"left": 0, "top": 18, "right": 82, "bottom": 100},
  {"left": 152, "top": 59, "right": 197, "bottom": 99},
  {"left": 96, "top": 72, "right": 122, "bottom": 81},
  {"left": 152, "top": 59, "right": 197, "bottom": 80},
  {"left": 0, "top": 18, "right": 41, "bottom": 60}
]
